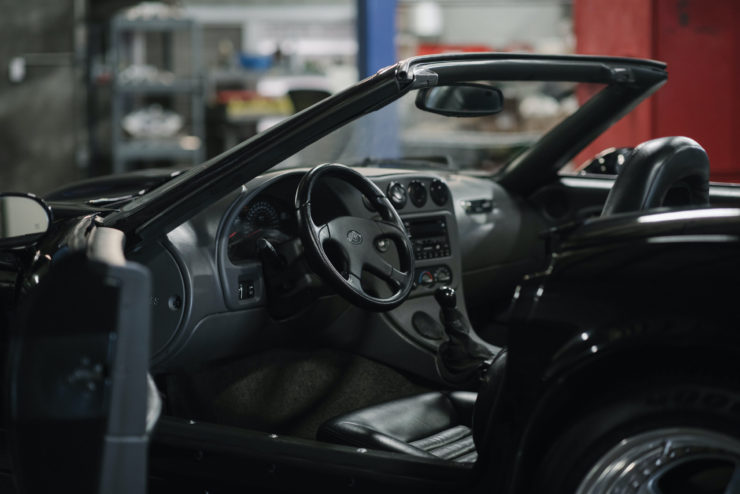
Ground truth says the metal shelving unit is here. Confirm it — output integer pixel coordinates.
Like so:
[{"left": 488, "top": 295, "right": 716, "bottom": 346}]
[{"left": 111, "top": 13, "right": 205, "bottom": 174}]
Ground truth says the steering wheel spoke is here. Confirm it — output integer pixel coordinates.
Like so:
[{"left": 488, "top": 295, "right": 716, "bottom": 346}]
[
  {"left": 314, "top": 223, "right": 331, "bottom": 244},
  {"left": 388, "top": 267, "right": 411, "bottom": 290},
  {"left": 363, "top": 249, "right": 411, "bottom": 291},
  {"left": 374, "top": 219, "right": 407, "bottom": 243},
  {"left": 346, "top": 271, "right": 364, "bottom": 291}
]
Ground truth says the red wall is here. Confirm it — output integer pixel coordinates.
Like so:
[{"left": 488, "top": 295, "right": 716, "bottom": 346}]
[{"left": 574, "top": 0, "right": 739, "bottom": 181}]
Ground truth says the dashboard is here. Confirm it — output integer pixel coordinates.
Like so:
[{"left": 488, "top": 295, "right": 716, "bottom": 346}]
[{"left": 136, "top": 166, "right": 545, "bottom": 378}]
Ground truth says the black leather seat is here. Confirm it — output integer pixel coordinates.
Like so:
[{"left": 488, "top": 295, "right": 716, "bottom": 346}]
[
  {"left": 319, "top": 391, "right": 478, "bottom": 462},
  {"left": 317, "top": 350, "right": 507, "bottom": 463},
  {"left": 601, "top": 136, "right": 710, "bottom": 216}
]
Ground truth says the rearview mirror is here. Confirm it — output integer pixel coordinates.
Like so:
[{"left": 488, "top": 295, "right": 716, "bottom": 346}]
[
  {"left": 416, "top": 83, "right": 504, "bottom": 117},
  {"left": 0, "top": 193, "right": 52, "bottom": 247}
]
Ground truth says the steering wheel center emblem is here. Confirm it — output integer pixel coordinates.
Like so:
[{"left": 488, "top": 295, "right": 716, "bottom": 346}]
[{"left": 347, "top": 230, "right": 363, "bottom": 245}]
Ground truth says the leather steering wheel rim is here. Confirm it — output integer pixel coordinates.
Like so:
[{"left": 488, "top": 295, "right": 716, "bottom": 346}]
[{"left": 295, "top": 163, "right": 415, "bottom": 311}]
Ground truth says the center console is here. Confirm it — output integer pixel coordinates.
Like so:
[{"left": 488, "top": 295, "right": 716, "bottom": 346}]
[
  {"left": 364, "top": 173, "right": 460, "bottom": 302},
  {"left": 404, "top": 216, "right": 451, "bottom": 260},
  {"left": 403, "top": 215, "right": 454, "bottom": 293}
]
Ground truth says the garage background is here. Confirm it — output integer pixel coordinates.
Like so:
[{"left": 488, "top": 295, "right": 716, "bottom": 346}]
[{"left": 0, "top": 0, "right": 737, "bottom": 194}]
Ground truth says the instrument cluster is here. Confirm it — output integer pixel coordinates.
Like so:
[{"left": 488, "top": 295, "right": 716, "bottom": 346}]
[{"left": 227, "top": 195, "right": 295, "bottom": 262}]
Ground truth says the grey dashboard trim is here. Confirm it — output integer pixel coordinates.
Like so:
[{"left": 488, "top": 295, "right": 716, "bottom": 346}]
[
  {"left": 216, "top": 174, "right": 309, "bottom": 312},
  {"left": 150, "top": 167, "right": 511, "bottom": 374},
  {"left": 129, "top": 239, "right": 187, "bottom": 360}
]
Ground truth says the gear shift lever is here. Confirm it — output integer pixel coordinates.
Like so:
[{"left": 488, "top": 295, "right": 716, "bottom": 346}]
[
  {"left": 434, "top": 286, "right": 493, "bottom": 388},
  {"left": 435, "top": 286, "right": 467, "bottom": 333},
  {"left": 434, "top": 286, "right": 456, "bottom": 307}
]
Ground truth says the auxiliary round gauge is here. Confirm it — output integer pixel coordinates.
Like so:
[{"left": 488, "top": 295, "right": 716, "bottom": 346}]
[
  {"left": 387, "top": 182, "right": 407, "bottom": 209},
  {"left": 429, "top": 179, "right": 449, "bottom": 206},
  {"left": 407, "top": 180, "right": 427, "bottom": 208}
]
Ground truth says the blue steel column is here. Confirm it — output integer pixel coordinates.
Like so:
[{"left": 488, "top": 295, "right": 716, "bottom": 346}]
[
  {"left": 357, "top": 0, "right": 397, "bottom": 79},
  {"left": 357, "top": 0, "right": 400, "bottom": 159}
]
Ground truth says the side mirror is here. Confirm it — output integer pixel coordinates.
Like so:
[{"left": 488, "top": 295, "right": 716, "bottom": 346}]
[
  {"left": 0, "top": 193, "right": 52, "bottom": 247},
  {"left": 416, "top": 83, "right": 504, "bottom": 117}
]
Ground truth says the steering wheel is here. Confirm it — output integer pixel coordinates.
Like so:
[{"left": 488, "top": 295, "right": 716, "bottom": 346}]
[{"left": 295, "top": 163, "right": 415, "bottom": 311}]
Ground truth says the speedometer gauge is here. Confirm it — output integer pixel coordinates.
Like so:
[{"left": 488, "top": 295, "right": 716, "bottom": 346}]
[
  {"left": 242, "top": 200, "right": 280, "bottom": 234},
  {"left": 228, "top": 199, "right": 284, "bottom": 262}
]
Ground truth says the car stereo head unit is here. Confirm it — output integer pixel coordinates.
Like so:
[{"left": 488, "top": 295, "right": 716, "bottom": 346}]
[{"left": 403, "top": 216, "right": 450, "bottom": 260}]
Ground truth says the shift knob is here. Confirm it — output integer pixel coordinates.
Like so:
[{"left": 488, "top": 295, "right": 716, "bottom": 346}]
[{"left": 434, "top": 286, "right": 457, "bottom": 309}]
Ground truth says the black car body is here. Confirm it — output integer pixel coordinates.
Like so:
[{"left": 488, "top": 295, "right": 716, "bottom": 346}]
[{"left": 3, "top": 53, "right": 740, "bottom": 494}]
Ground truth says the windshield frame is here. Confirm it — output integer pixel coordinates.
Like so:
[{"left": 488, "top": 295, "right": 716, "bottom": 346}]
[{"left": 102, "top": 53, "right": 667, "bottom": 249}]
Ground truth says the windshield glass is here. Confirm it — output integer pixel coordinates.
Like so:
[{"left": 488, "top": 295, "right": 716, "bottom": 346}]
[{"left": 277, "top": 81, "right": 605, "bottom": 173}]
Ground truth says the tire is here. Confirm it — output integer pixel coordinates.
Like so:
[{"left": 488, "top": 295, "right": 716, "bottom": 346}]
[{"left": 534, "top": 372, "right": 740, "bottom": 494}]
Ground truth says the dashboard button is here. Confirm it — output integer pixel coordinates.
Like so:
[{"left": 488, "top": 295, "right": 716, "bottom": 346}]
[
  {"left": 375, "top": 238, "right": 390, "bottom": 252},
  {"left": 238, "top": 279, "right": 255, "bottom": 300}
]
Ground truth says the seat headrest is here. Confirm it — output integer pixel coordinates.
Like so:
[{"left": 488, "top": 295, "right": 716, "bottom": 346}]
[{"left": 600, "top": 136, "right": 709, "bottom": 216}]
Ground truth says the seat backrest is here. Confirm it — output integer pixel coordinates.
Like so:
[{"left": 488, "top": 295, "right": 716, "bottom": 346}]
[{"left": 600, "top": 136, "right": 709, "bottom": 216}]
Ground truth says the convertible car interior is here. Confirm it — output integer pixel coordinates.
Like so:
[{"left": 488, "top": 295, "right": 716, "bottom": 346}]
[
  {"left": 142, "top": 164, "right": 512, "bottom": 452},
  {"left": 7, "top": 53, "right": 740, "bottom": 494},
  {"left": 137, "top": 132, "right": 712, "bottom": 461},
  {"left": 143, "top": 114, "right": 711, "bottom": 474}
]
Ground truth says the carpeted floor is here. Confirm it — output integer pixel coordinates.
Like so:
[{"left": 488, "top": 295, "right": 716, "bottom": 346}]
[{"left": 167, "top": 348, "right": 435, "bottom": 439}]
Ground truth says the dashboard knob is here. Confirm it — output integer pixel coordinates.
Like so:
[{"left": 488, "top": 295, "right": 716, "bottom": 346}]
[
  {"left": 418, "top": 271, "right": 434, "bottom": 285},
  {"left": 434, "top": 266, "right": 452, "bottom": 283}
]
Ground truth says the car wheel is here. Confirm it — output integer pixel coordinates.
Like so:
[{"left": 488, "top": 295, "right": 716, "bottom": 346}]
[
  {"left": 533, "top": 375, "right": 740, "bottom": 494},
  {"left": 575, "top": 427, "right": 740, "bottom": 493}
]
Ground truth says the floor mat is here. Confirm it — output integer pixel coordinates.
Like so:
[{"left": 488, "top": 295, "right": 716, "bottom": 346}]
[{"left": 174, "top": 348, "right": 434, "bottom": 440}]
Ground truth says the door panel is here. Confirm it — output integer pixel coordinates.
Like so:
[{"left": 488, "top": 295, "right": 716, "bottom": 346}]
[{"left": 8, "top": 228, "right": 152, "bottom": 494}]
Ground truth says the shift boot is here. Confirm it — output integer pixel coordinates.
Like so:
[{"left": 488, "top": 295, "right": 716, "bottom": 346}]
[{"left": 434, "top": 287, "right": 494, "bottom": 388}]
